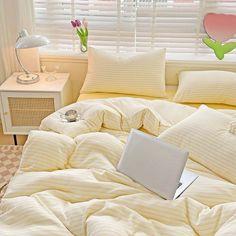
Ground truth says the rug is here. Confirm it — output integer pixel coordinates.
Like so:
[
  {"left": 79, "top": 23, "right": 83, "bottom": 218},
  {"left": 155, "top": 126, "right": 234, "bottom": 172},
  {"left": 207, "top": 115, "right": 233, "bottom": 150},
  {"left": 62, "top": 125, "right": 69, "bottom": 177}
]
[{"left": 0, "top": 145, "right": 23, "bottom": 199}]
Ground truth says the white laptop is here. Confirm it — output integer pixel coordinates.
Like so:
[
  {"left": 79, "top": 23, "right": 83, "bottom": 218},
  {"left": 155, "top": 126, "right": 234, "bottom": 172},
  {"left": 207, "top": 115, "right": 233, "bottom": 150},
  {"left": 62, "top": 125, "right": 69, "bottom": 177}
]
[{"left": 117, "top": 129, "right": 198, "bottom": 200}]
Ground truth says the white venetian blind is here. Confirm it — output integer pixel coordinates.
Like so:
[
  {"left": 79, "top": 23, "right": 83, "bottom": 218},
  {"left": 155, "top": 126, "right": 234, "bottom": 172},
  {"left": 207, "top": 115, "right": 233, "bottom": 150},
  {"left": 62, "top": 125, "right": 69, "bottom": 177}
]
[{"left": 34, "top": 0, "right": 236, "bottom": 55}]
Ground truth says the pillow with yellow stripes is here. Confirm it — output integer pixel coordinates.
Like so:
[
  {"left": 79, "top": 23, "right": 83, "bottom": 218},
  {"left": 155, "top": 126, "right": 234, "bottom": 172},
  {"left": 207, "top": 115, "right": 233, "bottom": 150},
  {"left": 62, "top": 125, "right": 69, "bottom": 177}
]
[
  {"left": 159, "top": 105, "right": 236, "bottom": 184},
  {"left": 174, "top": 70, "right": 236, "bottom": 106},
  {"left": 20, "top": 130, "right": 75, "bottom": 171},
  {"left": 80, "top": 47, "right": 166, "bottom": 97}
]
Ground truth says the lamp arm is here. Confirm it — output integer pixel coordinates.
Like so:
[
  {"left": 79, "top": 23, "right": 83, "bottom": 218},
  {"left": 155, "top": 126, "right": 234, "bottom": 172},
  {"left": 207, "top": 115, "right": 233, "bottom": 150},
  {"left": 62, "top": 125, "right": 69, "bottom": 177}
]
[{"left": 15, "top": 48, "right": 30, "bottom": 75}]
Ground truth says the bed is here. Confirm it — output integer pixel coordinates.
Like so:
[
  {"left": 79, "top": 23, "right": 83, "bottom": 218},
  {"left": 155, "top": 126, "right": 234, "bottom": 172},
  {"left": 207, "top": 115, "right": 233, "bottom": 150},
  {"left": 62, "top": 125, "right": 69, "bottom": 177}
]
[
  {"left": 77, "top": 85, "right": 236, "bottom": 110},
  {"left": 0, "top": 48, "right": 236, "bottom": 235}
]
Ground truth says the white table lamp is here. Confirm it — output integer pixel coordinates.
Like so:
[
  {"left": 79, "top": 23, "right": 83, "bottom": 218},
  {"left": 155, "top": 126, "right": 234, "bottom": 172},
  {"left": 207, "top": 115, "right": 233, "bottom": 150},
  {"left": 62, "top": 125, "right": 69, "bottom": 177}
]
[{"left": 15, "top": 29, "right": 50, "bottom": 84}]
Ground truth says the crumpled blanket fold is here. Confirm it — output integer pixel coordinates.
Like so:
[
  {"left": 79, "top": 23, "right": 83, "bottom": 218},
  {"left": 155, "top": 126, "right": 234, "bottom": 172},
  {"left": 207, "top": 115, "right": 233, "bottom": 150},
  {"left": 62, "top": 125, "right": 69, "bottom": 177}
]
[{"left": 0, "top": 98, "right": 236, "bottom": 236}]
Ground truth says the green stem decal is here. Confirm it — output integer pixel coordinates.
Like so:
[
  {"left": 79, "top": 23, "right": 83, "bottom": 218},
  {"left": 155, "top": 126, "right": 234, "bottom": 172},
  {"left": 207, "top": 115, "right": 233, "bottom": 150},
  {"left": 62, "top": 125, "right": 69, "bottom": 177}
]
[{"left": 203, "top": 37, "right": 236, "bottom": 60}]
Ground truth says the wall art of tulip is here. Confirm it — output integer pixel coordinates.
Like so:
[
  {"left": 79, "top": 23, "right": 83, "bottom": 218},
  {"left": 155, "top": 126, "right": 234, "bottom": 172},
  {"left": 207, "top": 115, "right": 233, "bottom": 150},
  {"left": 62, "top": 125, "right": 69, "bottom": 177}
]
[
  {"left": 71, "top": 18, "right": 88, "bottom": 53},
  {"left": 203, "top": 13, "right": 236, "bottom": 60}
]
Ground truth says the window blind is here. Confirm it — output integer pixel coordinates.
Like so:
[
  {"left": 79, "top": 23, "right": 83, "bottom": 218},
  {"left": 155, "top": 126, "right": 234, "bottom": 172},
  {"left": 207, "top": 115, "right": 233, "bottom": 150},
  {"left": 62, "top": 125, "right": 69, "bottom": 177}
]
[{"left": 34, "top": 0, "right": 236, "bottom": 55}]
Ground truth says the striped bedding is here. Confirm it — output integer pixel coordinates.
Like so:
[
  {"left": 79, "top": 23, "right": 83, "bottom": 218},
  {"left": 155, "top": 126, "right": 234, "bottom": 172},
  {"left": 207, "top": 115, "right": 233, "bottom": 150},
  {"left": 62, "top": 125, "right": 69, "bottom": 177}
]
[{"left": 0, "top": 98, "right": 236, "bottom": 236}]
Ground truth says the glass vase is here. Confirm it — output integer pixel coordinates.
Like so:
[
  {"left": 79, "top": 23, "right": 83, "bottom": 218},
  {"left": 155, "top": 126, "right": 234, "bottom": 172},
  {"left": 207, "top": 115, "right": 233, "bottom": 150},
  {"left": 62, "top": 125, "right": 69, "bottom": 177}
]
[{"left": 80, "top": 36, "right": 88, "bottom": 53}]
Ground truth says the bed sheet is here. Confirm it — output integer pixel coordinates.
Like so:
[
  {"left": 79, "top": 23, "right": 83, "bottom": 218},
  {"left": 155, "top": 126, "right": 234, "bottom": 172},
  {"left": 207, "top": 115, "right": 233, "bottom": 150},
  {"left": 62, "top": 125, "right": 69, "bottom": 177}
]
[
  {"left": 0, "top": 98, "right": 236, "bottom": 236},
  {"left": 78, "top": 85, "right": 236, "bottom": 110}
]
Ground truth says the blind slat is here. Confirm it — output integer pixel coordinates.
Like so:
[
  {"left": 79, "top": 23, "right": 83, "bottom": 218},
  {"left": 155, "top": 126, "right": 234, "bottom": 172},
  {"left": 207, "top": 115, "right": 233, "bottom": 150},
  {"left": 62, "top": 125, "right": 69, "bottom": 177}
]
[{"left": 34, "top": 0, "right": 236, "bottom": 55}]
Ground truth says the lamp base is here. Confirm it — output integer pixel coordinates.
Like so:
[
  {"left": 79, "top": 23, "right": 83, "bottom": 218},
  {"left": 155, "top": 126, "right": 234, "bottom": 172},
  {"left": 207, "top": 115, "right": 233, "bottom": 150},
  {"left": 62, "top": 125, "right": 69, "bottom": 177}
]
[{"left": 17, "top": 73, "right": 40, "bottom": 84}]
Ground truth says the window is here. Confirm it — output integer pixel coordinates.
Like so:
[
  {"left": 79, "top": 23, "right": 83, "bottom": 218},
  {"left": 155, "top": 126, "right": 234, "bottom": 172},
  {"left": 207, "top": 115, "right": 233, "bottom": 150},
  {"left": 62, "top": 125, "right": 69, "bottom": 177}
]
[{"left": 34, "top": 0, "right": 236, "bottom": 56}]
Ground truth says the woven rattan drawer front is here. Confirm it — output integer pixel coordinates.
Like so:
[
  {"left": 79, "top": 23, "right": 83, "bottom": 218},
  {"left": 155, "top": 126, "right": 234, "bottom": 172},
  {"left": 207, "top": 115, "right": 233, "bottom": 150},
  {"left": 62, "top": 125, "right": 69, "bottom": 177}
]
[{"left": 8, "top": 97, "right": 55, "bottom": 126}]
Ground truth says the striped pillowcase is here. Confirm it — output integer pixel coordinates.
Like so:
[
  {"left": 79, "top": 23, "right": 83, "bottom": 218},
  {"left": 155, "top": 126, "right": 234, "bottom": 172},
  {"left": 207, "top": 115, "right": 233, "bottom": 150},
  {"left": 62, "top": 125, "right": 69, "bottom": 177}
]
[
  {"left": 80, "top": 47, "right": 166, "bottom": 97},
  {"left": 159, "top": 105, "right": 236, "bottom": 184},
  {"left": 20, "top": 131, "right": 75, "bottom": 171},
  {"left": 174, "top": 70, "right": 236, "bottom": 106}
]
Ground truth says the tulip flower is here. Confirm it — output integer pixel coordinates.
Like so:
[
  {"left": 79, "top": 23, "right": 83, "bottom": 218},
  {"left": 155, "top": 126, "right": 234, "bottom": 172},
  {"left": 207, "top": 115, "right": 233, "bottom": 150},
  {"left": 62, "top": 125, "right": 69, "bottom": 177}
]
[
  {"left": 71, "top": 18, "right": 88, "bottom": 52},
  {"left": 204, "top": 13, "right": 236, "bottom": 42},
  {"left": 82, "top": 18, "right": 88, "bottom": 28},
  {"left": 75, "top": 19, "right": 81, "bottom": 27},
  {"left": 203, "top": 13, "right": 236, "bottom": 60},
  {"left": 71, "top": 20, "right": 77, "bottom": 28}
]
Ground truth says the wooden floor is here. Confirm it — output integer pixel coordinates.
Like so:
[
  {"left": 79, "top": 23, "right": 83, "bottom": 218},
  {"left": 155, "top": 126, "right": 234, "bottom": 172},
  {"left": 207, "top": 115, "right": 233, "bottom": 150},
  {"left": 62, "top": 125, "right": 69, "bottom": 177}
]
[{"left": 0, "top": 124, "right": 27, "bottom": 145}]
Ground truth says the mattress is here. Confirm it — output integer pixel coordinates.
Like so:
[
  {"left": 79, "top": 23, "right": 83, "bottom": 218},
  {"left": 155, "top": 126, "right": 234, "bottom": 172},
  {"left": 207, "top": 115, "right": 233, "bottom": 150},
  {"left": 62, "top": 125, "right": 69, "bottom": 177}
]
[{"left": 78, "top": 85, "right": 236, "bottom": 110}]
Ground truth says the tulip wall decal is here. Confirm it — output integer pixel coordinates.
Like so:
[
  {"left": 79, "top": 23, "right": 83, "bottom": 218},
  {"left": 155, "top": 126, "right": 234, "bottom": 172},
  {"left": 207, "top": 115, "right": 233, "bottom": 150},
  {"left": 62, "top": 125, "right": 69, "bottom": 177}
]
[{"left": 203, "top": 13, "right": 236, "bottom": 60}]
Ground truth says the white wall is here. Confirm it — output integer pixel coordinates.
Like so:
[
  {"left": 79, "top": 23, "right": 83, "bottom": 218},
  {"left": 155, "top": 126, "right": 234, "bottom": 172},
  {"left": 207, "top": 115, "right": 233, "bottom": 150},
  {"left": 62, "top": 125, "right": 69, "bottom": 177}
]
[
  {"left": 40, "top": 54, "right": 236, "bottom": 102},
  {"left": 40, "top": 55, "right": 88, "bottom": 102}
]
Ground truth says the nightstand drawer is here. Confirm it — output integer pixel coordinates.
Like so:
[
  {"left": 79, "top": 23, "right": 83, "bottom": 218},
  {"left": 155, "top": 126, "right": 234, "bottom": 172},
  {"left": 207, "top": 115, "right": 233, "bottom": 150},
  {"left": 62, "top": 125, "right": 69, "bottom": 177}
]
[
  {"left": 8, "top": 97, "right": 55, "bottom": 126},
  {"left": 0, "top": 92, "right": 62, "bottom": 134}
]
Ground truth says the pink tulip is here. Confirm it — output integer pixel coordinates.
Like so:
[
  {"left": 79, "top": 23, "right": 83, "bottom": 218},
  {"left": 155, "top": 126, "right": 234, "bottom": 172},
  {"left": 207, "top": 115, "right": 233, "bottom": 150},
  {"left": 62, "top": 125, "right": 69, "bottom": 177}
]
[
  {"left": 82, "top": 18, "right": 88, "bottom": 28},
  {"left": 75, "top": 19, "right": 81, "bottom": 27},
  {"left": 71, "top": 20, "right": 77, "bottom": 28},
  {"left": 203, "top": 13, "right": 236, "bottom": 42}
]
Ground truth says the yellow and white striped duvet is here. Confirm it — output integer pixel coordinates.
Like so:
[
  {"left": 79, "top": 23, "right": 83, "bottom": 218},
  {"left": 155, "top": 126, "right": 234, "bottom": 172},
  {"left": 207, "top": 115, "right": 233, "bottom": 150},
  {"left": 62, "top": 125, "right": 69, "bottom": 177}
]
[{"left": 0, "top": 98, "right": 236, "bottom": 236}]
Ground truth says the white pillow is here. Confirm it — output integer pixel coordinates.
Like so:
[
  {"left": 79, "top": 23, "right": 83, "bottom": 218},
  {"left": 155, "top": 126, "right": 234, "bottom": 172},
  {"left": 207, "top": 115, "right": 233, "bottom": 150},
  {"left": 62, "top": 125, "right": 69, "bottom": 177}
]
[
  {"left": 159, "top": 105, "right": 236, "bottom": 184},
  {"left": 20, "top": 131, "right": 75, "bottom": 171},
  {"left": 174, "top": 70, "right": 236, "bottom": 106},
  {"left": 80, "top": 47, "right": 166, "bottom": 97}
]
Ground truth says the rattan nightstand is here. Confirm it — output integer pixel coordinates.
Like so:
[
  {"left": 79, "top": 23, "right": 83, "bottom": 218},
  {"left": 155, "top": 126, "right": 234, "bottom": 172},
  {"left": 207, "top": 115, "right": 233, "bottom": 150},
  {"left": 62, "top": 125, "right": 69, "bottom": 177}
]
[{"left": 0, "top": 73, "right": 72, "bottom": 141}]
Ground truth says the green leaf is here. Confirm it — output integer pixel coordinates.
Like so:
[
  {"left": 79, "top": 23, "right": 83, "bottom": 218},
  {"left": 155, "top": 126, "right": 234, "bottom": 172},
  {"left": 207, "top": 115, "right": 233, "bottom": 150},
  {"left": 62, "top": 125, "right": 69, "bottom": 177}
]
[
  {"left": 79, "top": 34, "right": 88, "bottom": 47},
  {"left": 85, "top": 28, "right": 88, "bottom": 37},
  {"left": 222, "top": 42, "right": 236, "bottom": 54},
  {"left": 203, "top": 37, "right": 236, "bottom": 60},
  {"left": 80, "top": 28, "right": 85, "bottom": 36},
  {"left": 76, "top": 29, "right": 82, "bottom": 37}
]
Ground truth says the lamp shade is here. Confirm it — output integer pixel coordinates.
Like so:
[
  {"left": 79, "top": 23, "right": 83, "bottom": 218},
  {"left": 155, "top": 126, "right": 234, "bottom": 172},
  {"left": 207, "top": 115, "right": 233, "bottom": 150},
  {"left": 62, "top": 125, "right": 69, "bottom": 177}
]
[
  {"left": 15, "top": 29, "right": 50, "bottom": 49},
  {"left": 14, "top": 29, "right": 50, "bottom": 85}
]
